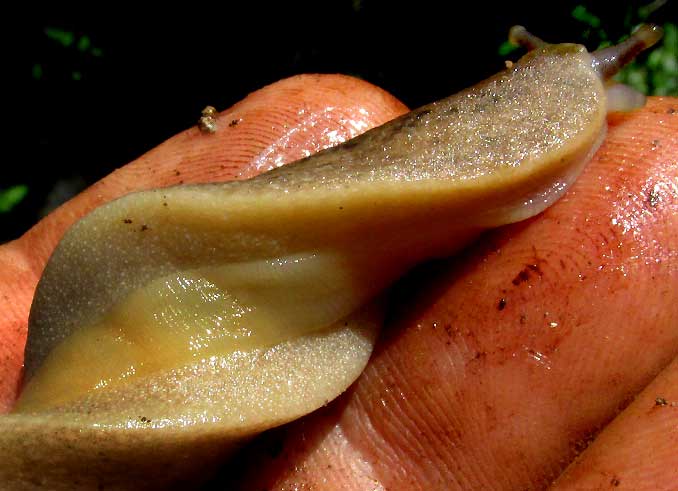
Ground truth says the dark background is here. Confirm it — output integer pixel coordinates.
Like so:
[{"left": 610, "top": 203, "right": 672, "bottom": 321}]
[{"left": 4, "top": 0, "right": 676, "bottom": 242}]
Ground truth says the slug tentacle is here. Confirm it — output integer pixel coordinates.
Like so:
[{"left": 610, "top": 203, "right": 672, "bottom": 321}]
[
  {"left": 592, "top": 23, "right": 664, "bottom": 80},
  {"left": 508, "top": 25, "right": 546, "bottom": 50}
]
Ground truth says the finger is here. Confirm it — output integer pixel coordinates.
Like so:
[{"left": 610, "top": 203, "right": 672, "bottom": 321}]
[
  {"left": 0, "top": 242, "right": 34, "bottom": 413},
  {"left": 0, "top": 74, "right": 408, "bottom": 411},
  {"left": 549, "top": 355, "right": 678, "bottom": 490},
  {"left": 225, "top": 97, "right": 678, "bottom": 490}
]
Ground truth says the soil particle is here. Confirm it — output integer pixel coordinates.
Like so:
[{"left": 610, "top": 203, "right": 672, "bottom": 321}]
[
  {"left": 655, "top": 396, "right": 668, "bottom": 406},
  {"left": 497, "top": 298, "right": 507, "bottom": 311}
]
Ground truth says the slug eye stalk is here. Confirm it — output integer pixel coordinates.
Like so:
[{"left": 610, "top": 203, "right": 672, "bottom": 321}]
[
  {"left": 509, "top": 25, "right": 547, "bottom": 50},
  {"left": 508, "top": 23, "right": 664, "bottom": 81},
  {"left": 591, "top": 24, "right": 664, "bottom": 80}
]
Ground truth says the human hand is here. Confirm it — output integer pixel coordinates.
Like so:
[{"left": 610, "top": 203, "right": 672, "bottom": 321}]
[
  {"left": 0, "top": 75, "right": 676, "bottom": 490},
  {"left": 214, "top": 90, "right": 678, "bottom": 490}
]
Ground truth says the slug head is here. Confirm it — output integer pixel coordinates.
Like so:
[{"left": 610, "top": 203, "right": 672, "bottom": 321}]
[{"left": 510, "top": 23, "right": 664, "bottom": 113}]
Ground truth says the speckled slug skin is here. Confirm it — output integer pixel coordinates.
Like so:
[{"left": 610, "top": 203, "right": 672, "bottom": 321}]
[{"left": 1, "top": 44, "right": 608, "bottom": 489}]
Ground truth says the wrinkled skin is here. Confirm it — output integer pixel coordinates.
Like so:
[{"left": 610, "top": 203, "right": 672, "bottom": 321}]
[{"left": 1, "top": 75, "right": 676, "bottom": 490}]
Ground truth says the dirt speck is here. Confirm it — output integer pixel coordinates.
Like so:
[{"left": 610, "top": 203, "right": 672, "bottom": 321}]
[
  {"left": 198, "top": 106, "right": 218, "bottom": 134},
  {"left": 123, "top": 218, "right": 132, "bottom": 224},
  {"left": 512, "top": 262, "right": 544, "bottom": 285},
  {"left": 572, "top": 432, "right": 596, "bottom": 455},
  {"left": 512, "top": 269, "right": 530, "bottom": 285},
  {"left": 655, "top": 396, "right": 668, "bottom": 406},
  {"left": 198, "top": 119, "right": 217, "bottom": 133},
  {"left": 497, "top": 298, "right": 507, "bottom": 311}
]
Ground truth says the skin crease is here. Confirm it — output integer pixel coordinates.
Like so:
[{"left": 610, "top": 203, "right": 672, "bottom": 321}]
[
  {"left": 549, "top": 356, "right": 678, "bottom": 490},
  {"left": 0, "top": 76, "right": 675, "bottom": 489}
]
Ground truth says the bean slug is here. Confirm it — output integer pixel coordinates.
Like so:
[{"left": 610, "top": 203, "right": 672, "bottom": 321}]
[{"left": 0, "top": 25, "right": 662, "bottom": 490}]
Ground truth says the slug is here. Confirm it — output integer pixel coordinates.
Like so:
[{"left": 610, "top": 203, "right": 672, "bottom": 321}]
[{"left": 0, "top": 25, "right": 662, "bottom": 490}]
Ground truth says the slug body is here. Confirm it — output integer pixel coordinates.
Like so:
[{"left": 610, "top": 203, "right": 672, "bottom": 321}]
[{"left": 0, "top": 26, "right": 661, "bottom": 490}]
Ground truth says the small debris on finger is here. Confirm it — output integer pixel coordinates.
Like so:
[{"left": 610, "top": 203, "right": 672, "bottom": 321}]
[{"left": 198, "top": 105, "right": 218, "bottom": 134}]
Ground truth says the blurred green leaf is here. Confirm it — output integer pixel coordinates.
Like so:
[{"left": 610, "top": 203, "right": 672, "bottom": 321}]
[
  {"left": 664, "top": 22, "right": 677, "bottom": 54},
  {"left": 32, "top": 63, "right": 43, "bottom": 80},
  {"left": 647, "top": 49, "right": 662, "bottom": 69},
  {"left": 0, "top": 185, "right": 28, "bottom": 213},
  {"left": 44, "top": 28, "right": 103, "bottom": 58},
  {"left": 45, "top": 27, "right": 74, "bottom": 47},
  {"left": 498, "top": 40, "right": 519, "bottom": 56},
  {"left": 572, "top": 5, "right": 601, "bottom": 29},
  {"left": 661, "top": 53, "right": 677, "bottom": 74},
  {"left": 571, "top": 2, "right": 676, "bottom": 97},
  {"left": 77, "top": 35, "right": 91, "bottom": 52}
]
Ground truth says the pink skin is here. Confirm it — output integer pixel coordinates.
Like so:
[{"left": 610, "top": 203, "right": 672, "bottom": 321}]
[
  {"left": 0, "top": 74, "right": 676, "bottom": 489},
  {"left": 218, "top": 98, "right": 678, "bottom": 490},
  {"left": 550, "top": 356, "right": 678, "bottom": 490}
]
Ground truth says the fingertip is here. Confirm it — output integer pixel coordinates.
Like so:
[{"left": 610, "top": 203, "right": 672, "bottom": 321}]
[{"left": 213, "top": 74, "right": 409, "bottom": 179}]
